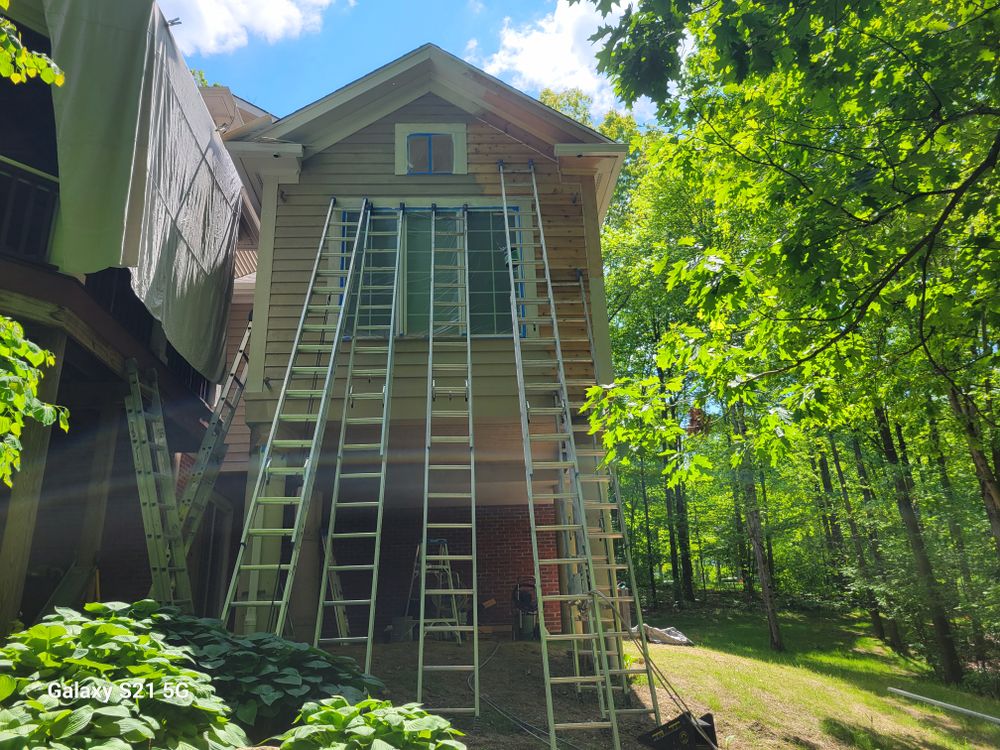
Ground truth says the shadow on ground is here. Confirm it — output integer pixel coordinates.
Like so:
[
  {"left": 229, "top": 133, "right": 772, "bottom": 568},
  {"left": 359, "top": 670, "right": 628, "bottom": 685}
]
[{"left": 821, "top": 717, "right": 951, "bottom": 750}]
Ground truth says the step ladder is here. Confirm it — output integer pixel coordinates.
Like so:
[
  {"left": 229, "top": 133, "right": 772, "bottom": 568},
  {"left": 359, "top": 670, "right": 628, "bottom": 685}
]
[
  {"left": 221, "top": 198, "right": 370, "bottom": 635},
  {"left": 313, "top": 204, "right": 404, "bottom": 671},
  {"left": 408, "top": 539, "right": 464, "bottom": 641},
  {"left": 179, "top": 318, "right": 253, "bottom": 553},
  {"left": 499, "top": 160, "right": 623, "bottom": 749},
  {"left": 569, "top": 269, "right": 662, "bottom": 721},
  {"left": 124, "top": 360, "right": 194, "bottom": 612},
  {"left": 417, "top": 206, "right": 479, "bottom": 716}
]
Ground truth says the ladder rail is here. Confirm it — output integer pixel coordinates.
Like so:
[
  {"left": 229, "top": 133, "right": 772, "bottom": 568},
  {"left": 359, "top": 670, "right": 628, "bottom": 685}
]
[
  {"left": 498, "top": 162, "right": 560, "bottom": 745},
  {"left": 463, "top": 204, "right": 481, "bottom": 715},
  {"left": 365, "top": 203, "right": 405, "bottom": 670},
  {"left": 180, "top": 319, "right": 252, "bottom": 552},
  {"left": 500, "top": 161, "right": 622, "bottom": 748},
  {"left": 221, "top": 198, "right": 369, "bottom": 630},
  {"left": 315, "top": 207, "right": 374, "bottom": 647}
]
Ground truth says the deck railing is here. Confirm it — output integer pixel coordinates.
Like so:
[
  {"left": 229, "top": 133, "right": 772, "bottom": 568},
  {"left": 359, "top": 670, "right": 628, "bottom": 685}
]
[{"left": 0, "top": 155, "right": 58, "bottom": 264}]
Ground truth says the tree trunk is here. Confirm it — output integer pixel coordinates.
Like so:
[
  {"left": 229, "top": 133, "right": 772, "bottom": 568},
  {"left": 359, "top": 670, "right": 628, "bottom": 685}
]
[
  {"left": 947, "top": 387, "right": 1000, "bottom": 560},
  {"left": 733, "top": 406, "right": 783, "bottom": 651},
  {"left": 809, "top": 456, "right": 837, "bottom": 564},
  {"left": 664, "top": 478, "right": 681, "bottom": 606},
  {"left": 829, "top": 435, "right": 885, "bottom": 641},
  {"left": 639, "top": 457, "right": 657, "bottom": 608},
  {"left": 874, "top": 406, "right": 962, "bottom": 684},
  {"left": 850, "top": 434, "right": 907, "bottom": 653},
  {"left": 675, "top": 480, "right": 697, "bottom": 601},
  {"left": 758, "top": 470, "right": 777, "bottom": 589},
  {"left": 928, "top": 413, "right": 988, "bottom": 664},
  {"left": 731, "top": 484, "right": 754, "bottom": 601}
]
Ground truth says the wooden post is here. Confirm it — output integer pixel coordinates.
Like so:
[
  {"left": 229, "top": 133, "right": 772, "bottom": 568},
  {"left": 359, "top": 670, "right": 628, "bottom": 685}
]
[
  {"left": 78, "top": 402, "right": 121, "bottom": 573},
  {"left": 0, "top": 329, "right": 66, "bottom": 634}
]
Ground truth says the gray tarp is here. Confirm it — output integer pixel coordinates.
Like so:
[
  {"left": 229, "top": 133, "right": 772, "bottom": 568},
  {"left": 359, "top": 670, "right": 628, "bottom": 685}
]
[{"left": 22, "top": 0, "right": 240, "bottom": 382}]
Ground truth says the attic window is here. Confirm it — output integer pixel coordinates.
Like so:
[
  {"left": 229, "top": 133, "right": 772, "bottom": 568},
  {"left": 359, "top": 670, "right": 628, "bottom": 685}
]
[
  {"left": 407, "top": 133, "right": 454, "bottom": 174},
  {"left": 395, "top": 123, "right": 467, "bottom": 175}
]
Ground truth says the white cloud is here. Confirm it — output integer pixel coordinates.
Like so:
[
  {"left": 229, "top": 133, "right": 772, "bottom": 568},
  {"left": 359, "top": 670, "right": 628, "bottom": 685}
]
[
  {"left": 463, "top": 38, "right": 480, "bottom": 63},
  {"left": 467, "top": 0, "right": 485, "bottom": 13},
  {"left": 159, "top": 0, "right": 339, "bottom": 55},
  {"left": 482, "top": 1, "right": 654, "bottom": 122}
]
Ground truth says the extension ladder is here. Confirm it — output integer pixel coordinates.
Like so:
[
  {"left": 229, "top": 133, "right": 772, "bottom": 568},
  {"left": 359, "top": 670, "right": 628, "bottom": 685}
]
[
  {"left": 179, "top": 318, "right": 252, "bottom": 553},
  {"left": 499, "top": 160, "right": 622, "bottom": 749},
  {"left": 221, "top": 199, "right": 370, "bottom": 635},
  {"left": 124, "top": 360, "right": 194, "bottom": 611},
  {"left": 569, "top": 270, "right": 662, "bottom": 723},
  {"left": 313, "top": 205, "right": 404, "bottom": 671},
  {"left": 416, "top": 207, "right": 479, "bottom": 715}
]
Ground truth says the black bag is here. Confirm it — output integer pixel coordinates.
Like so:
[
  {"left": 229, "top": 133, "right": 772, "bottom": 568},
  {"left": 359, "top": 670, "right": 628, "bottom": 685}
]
[{"left": 637, "top": 712, "right": 717, "bottom": 749}]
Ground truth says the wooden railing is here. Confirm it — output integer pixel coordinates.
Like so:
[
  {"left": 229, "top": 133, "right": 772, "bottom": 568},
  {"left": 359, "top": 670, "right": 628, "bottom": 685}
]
[{"left": 0, "top": 155, "right": 58, "bottom": 264}]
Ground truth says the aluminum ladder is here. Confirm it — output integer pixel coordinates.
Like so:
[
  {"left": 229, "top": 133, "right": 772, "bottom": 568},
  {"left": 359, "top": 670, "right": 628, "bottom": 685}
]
[
  {"left": 221, "top": 199, "right": 369, "bottom": 635},
  {"left": 179, "top": 318, "right": 252, "bottom": 553},
  {"left": 313, "top": 205, "right": 404, "bottom": 671},
  {"left": 499, "top": 160, "right": 622, "bottom": 749},
  {"left": 569, "top": 269, "right": 662, "bottom": 723},
  {"left": 416, "top": 206, "right": 479, "bottom": 716},
  {"left": 124, "top": 360, "right": 194, "bottom": 612}
]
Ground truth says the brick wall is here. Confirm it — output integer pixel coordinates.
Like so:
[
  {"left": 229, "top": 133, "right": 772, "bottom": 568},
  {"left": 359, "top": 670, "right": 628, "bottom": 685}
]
[{"left": 326, "top": 504, "right": 562, "bottom": 637}]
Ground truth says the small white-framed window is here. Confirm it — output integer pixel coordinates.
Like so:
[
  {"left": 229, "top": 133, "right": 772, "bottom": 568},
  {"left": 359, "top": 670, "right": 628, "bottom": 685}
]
[{"left": 394, "top": 123, "right": 468, "bottom": 176}]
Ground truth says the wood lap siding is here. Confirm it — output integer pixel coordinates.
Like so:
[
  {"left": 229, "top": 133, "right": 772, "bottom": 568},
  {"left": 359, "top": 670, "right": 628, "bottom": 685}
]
[{"left": 263, "top": 93, "right": 597, "bottom": 418}]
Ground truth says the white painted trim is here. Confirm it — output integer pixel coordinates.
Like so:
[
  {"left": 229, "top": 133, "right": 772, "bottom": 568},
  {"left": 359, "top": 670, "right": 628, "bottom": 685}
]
[
  {"left": 248, "top": 175, "right": 279, "bottom": 392},
  {"left": 393, "top": 123, "right": 468, "bottom": 175}
]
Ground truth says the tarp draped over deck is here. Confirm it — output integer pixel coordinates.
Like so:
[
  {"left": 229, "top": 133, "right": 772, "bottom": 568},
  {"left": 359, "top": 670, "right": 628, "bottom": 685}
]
[{"left": 25, "top": 0, "right": 240, "bottom": 382}]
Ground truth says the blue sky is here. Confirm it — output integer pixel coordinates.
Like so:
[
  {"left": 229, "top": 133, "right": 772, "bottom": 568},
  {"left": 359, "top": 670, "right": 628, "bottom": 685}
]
[{"left": 158, "top": 0, "right": 650, "bottom": 121}]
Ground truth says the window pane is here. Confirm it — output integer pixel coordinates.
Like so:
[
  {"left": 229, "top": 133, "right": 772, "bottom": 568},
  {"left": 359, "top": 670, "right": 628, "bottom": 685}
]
[
  {"left": 405, "top": 212, "right": 432, "bottom": 334},
  {"left": 467, "top": 210, "right": 513, "bottom": 334},
  {"left": 407, "top": 134, "right": 429, "bottom": 173},
  {"left": 430, "top": 134, "right": 454, "bottom": 174}
]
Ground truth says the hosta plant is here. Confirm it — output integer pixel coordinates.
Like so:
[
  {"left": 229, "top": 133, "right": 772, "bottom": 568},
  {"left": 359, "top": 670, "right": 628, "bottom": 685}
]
[
  {"left": 275, "top": 697, "right": 466, "bottom": 750},
  {"left": 118, "top": 600, "right": 385, "bottom": 733},
  {"left": 0, "top": 603, "right": 248, "bottom": 750}
]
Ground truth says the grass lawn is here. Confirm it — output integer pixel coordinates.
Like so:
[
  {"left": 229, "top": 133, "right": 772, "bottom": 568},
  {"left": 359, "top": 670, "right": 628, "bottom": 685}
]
[{"left": 631, "top": 607, "right": 1000, "bottom": 749}]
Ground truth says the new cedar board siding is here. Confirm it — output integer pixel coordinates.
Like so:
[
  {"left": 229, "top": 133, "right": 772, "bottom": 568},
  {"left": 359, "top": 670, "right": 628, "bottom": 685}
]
[
  {"left": 262, "top": 94, "right": 597, "bottom": 417},
  {"left": 221, "top": 301, "right": 252, "bottom": 473}
]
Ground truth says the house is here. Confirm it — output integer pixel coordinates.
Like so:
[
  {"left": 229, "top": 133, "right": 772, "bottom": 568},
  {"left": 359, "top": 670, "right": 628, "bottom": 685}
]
[
  {"left": 220, "top": 44, "right": 653, "bottom": 743},
  {"left": 0, "top": 1, "right": 253, "bottom": 628}
]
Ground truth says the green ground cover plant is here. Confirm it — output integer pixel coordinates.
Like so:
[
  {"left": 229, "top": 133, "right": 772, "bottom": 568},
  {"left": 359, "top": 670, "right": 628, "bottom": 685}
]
[
  {"left": 116, "top": 600, "right": 384, "bottom": 734},
  {"left": 275, "top": 697, "right": 466, "bottom": 750},
  {"left": 0, "top": 603, "right": 247, "bottom": 750}
]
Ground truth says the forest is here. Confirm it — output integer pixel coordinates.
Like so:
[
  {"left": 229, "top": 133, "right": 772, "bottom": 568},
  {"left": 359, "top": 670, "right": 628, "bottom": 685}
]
[{"left": 559, "top": 0, "right": 1000, "bottom": 696}]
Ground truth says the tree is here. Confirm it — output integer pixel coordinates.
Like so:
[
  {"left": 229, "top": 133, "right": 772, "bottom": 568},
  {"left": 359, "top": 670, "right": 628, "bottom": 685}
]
[
  {"left": 538, "top": 87, "right": 595, "bottom": 127},
  {"left": 0, "top": 0, "right": 63, "bottom": 85},
  {"left": 0, "top": 315, "right": 69, "bottom": 486}
]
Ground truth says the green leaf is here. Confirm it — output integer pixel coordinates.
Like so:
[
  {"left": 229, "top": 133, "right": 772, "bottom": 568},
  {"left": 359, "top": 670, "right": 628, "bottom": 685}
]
[{"left": 0, "top": 675, "right": 15, "bottom": 702}]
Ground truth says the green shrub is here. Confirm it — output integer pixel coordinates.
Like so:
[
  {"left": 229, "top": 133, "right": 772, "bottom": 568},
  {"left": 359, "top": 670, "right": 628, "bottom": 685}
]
[
  {"left": 276, "top": 697, "right": 466, "bottom": 750},
  {"left": 0, "top": 603, "right": 248, "bottom": 750},
  {"left": 118, "top": 600, "right": 384, "bottom": 733}
]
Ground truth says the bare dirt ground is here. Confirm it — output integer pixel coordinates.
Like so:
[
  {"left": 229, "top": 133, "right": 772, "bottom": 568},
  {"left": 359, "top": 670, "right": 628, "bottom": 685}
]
[{"left": 365, "top": 639, "right": 661, "bottom": 749}]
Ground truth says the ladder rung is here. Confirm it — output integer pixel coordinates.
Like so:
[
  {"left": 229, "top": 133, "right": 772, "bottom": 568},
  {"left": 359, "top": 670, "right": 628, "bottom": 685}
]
[
  {"left": 342, "top": 443, "right": 382, "bottom": 451},
  {"left": 239, "top": 563, "right": 292, "bottom": 571},
  {"left": 536, "top": 525, "right": 583, "bottom": 533},
  {"left": 323, "top": 598, "right": 372, "bottom": 606},
  {"left": 247, "top": 528, "right": 295, "bottom": 536},
  {"left": 423, "top": 625, "right": 475, "bottom": 633},
  {"left": 429, "top": 464, "right": 471, "bottom": 471},
  {"left": 428, "top": 492, "right": 473, "bottom": 499},
  {"left": 427, "top": 522, "right": 473, "bottom": 529},
  {"left": 554, "top": 722, "right": 613, "bottom": 731},
  {"left": 532, "top": 461, "right": 576, "bottom": 470},
  {"left": 430, "top": 436, "right": 471, "bottom": 444},
  {"left": 331, "top": 531, "right": 378, "bottom": 539},
  {"left": 538, "top": 558, "right": 587, "bottom": 566},
  {"left": 327, "top": 564, "right": 375, "bottom": 571},
  {"left": 267, "top": 466, "right": 306, "bottom": 475},
  {"left": 546, "top": 633, "right": 600, "bottom": 641},
  {"left": 432, "top": 410, "right": 469, "bottom": 417},
  {"left": 228, "top": 600, "right": 281, "bottom": 607},
  {"left": 422, "top": 665, "right": 476, "bottom": 672},
  {"left": 339, "top": 472, "right": 382, "bottom": 480},
  {"left": 318, "top": 636, "right": 369, "bottom": 644},
  {"left": 346, "top": 417, "right": 383, "bottom": 425},
  {"left": 334, "top": 501, "right": 381, "bottom": 509},
  {"left": 256, "top": 496, "right": 303, "bottom": 506},
  {"left": 550, "top": 675, "right": 605, "bottom": 685},
  {"left": 426, "top": 554, "right": 474, "bottom": 562},
  {"left": 273, "top": 439, "right": 312, "bottom": 448},
  {"left": 286, "top": 389, "right": 325, "bottom": 398},
  {"left": 278, "top": 413, "right": 320, "bottom": 422},
  {"left": 579, "top": 474, "right": 612, "bottom": 483}
]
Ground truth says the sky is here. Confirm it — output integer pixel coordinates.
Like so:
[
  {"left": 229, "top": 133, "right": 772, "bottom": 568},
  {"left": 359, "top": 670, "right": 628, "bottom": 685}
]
[{"left": 157, "top": 0, "right": 653, "bottom": 122}]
